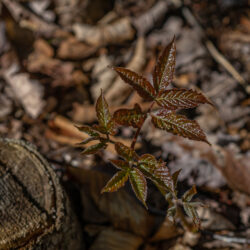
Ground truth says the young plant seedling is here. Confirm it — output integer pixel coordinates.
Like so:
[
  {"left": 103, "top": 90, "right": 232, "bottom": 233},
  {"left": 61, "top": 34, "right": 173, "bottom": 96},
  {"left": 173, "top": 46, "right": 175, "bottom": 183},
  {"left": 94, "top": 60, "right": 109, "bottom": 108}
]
[{"left": 76, "top": 37, "right": 213, "bottom": 230}]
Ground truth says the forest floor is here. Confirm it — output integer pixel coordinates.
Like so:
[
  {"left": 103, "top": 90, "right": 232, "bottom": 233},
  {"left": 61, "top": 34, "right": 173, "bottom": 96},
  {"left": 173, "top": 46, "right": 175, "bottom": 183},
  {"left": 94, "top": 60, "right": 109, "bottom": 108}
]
[{"left": 0, "top": 0, "right": 249, "bottom": 249}]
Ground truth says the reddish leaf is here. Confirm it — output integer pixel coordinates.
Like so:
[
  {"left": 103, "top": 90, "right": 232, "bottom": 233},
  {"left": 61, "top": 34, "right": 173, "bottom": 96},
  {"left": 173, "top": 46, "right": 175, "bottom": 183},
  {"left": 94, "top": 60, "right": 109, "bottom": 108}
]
[
  {"left": 115, "top": 142, "right": 138, "bottom": 161},
  {"left": 101, "top": 170, "right": 129, "bottom": 193},
  {"left": 138, "top": 155, "right": 174, "bottom": 193},
  {"left": 75, "top": 125, "right": 100, "bottom": 137},
  {"left": 129, "top": 168, "right": 147, "bottom": 207},
  {"left": 153, "top": 159, "right": 175, "bottom": 192},
  {"left": 182, "top": 185, "right": 197, "bottom": 202},
  {"left": 96, "top": 90, "right": 115, "bottom": 134},
  {"left": 111, "top": 66, "right": 156, "bottom": 101},
  {"left": 151, "top": 110, "right": 210, "bottom": 144},
  {"left": 183, "top": 203, "right": 200, "bottom": 229},
  {"left": 156, "top": 89, "right": 213, "bottom": 110},
  {"left": 172, "top": 169, "right": 181, "bottom": 189},
  {"left": 81, "top": 142, "right": 107, "bottom": 155},
  {"left": 109, "top": 159, "right": 130, "bottom": 170},
  {"left": 114, "top": 104, "right": 147, "bottom": 128},
  {"left": 153, "top": 37, "right": 176, "bottom": 93}
]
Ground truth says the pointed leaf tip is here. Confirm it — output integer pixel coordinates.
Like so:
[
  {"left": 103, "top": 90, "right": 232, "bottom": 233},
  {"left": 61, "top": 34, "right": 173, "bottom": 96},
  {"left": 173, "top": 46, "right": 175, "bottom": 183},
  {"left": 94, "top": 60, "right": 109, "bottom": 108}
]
[
  {"left": 156, "top": 89, "right": 214, "bottom": 110},
  {"left": 112, "top": 67, "right": 156, "bottom": 101},
  {"left": 129, "top": 168, "right": 147, "bottom": 208},
  {"left": 101, "top": 170, "right": 129, "bottom": 193},
  {"left": 153, "top": 36, "right": 176, "bottom": 93},
  {"left": 151, "top": 110, "right": 210, "bottom": 144}
]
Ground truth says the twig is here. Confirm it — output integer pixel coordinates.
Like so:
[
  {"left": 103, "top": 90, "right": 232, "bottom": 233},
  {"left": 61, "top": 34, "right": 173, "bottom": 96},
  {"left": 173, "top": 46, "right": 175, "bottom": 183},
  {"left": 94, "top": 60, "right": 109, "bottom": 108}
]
[{"left": 181, "top": 7, "right": 249, "bottom": 94}]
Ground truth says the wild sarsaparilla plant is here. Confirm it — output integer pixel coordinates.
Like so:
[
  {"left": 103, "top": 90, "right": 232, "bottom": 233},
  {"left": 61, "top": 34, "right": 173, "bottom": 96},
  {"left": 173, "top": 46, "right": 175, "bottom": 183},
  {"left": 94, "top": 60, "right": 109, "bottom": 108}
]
[{"left": 76, "top": 37, "right": 213, "bottom": 230}]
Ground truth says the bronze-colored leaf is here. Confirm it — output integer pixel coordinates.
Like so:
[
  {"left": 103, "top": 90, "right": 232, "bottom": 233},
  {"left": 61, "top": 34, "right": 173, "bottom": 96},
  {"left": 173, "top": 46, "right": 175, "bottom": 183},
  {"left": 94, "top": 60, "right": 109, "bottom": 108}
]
[
  {"left": 151, "top": 110, "right": 210, "bottom": 144},
  {"left": 182, "top": 185, "right": 197, "bottom": 202},
  {"left": 81, "top": 142, "right": 107, "bottom": 155},
  {"left": 111, "top": 67, "right": 156, "bottom": 101},
  {"left": 96, "top": 90, "right": 115, "bottom": 134},
  {"left": 101, "top": 170, "right": 129, "bottom": 193},
  {"left": 138, "top": 155, "right": 174, "bottom": 193},
  {"left": 156, "top": 89, "right": 213, "bottom": 110},
  {"left": 114, "top": 104, "right": 147, "bottom": 128},
  {"left": 129, "top": 168, "right": 147, "bottom": 207},
  {"left": 183, "top": 203, "right": 200, "bottom": 229},
  {"left": 75, "top": 124, "right": 100, "bottom": 137},
  {"left": 153, "top": 37, "right": 176, "bottom": 93},
  {"left": 172, "top": 169, "right": 181, "bottom": 189},
  {"left": 115, "top": 142, "right": 138, "bottom": 161},
  {"left": 109, "top": 159, "right": 130, "bottom": 170}
]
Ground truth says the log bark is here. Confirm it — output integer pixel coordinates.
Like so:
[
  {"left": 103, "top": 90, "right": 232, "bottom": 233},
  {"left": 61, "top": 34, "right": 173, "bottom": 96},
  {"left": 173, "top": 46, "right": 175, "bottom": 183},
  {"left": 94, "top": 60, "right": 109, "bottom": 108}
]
[{"left": 0, "top": 138, "right": 83, "bottom": 249}]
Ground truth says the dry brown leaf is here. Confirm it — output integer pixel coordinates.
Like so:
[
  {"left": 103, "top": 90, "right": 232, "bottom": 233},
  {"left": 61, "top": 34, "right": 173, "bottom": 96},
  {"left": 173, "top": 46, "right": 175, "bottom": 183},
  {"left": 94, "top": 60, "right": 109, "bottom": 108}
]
[
  {"left": 90, "top": 228, "right": 143, "bottom": 250},
  {"left": 149, "top": 217, "right": 181, "bottom": 242},
  {"left": 71, "top": 102, "right": 152, "bottom": 124},
  {"left": 106, "top": 36, "right": 146, "bottom": 105},
  {"left": 90, "top": 54, "right": 116, "bottom": 100},
  {"left": 57, "top": 37, "right": 97, "bottom": 60},
  {"left": 68, "top": 167, "right": 156, "bottom": 238},
  {"left": 46, "top": 115, "right": 138, "bottom": 154},
  {"left": 3, "top": 64, "right": 45, "bottom": 118},
  {"left": 73, "top": 17, "right": 135, "bottom": 47}
]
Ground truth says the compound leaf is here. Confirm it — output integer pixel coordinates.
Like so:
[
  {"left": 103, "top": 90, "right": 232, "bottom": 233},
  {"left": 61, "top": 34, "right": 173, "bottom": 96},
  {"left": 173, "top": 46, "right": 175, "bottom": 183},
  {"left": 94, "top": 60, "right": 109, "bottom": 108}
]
[
  {"left": 109, "top": 159, "right": 130, "bottom": 170},
  {"left": 81, "top": 142, "right": 107, "bottom": 155},
  {"left": 151, "top": 110, "right": 210, "bottom": 144},
  {"left": 101, "top": 170, "right": 129, "bottom": 193},
  {"left": 96, "top": 90, "right": 115, "bottom": 134},
  {"left": 182, "top": 185, "right": 197, "bottom": 202},
  {"left": 153, "top": 37, "right": 176, "bottom": 93},
  {"left": 129, "top": 168, "right": 147, "bottom": 207},
  {"left": 75, "top": 125, "right": 100, "bottom": 137},
  {"left": 115, "top": 142, "right": 138, "bottom": 161},
  {"left": 111, "top": 66, "right": 156, "bottom": 101},
  {"left": 156, "top": 89, "right": 213, "bottom": 110},
  {"left": 114, "top": 103, "right": 147, "bottom": 128}
]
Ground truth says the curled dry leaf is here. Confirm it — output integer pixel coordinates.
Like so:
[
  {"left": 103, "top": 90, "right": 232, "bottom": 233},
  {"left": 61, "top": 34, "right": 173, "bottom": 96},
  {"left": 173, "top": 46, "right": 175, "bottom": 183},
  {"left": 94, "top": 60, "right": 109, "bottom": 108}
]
[
  {"left": 113, "top": 103, "right": 147, "bottom": 128},
  {"left": 106, "top": 36, "right": 146, "bottom": 105},
  {"left": 156, "top": 89, "right": 213, "bottom": 110},
  {"left": 151, "top": 110, "right": 210, "bottom": 144},
  {"left": 73, "top": 17, "right": 135, "bottom": 47}
]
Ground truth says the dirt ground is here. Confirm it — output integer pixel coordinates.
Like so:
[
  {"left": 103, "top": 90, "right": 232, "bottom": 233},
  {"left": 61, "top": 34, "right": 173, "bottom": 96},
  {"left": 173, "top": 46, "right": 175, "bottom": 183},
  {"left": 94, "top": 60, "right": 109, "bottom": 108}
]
[{"left": 0, "top": 0, "right": 249, "bottom": 249}]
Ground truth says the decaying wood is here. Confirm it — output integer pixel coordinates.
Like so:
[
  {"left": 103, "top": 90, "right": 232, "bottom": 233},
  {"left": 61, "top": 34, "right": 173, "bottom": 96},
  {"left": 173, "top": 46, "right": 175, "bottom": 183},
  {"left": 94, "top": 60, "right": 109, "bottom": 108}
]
[{"left": 0, "top": 138, "right": 83, "bottom": 249}]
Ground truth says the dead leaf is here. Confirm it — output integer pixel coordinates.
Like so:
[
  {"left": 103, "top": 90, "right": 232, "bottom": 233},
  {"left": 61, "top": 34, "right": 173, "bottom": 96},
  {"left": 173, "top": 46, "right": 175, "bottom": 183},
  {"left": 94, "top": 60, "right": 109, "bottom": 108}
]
[
  {"left": 68, "top": 167, "right": 156, "bottom": 238},
  {"left": 57, "top": 37, "right": 97, "bottom": 60},
  {"left": 90, "top": 228, "right": 143, "bottom": 250},
  {"left": 150, "top": 217, "right": 181, "bottom": 242},
  {"left": 3, "top": 64, "right": 45, "bottom": 118},
  {"left": 73, "top": 17, "right": 135, "bottom": 47},
  {"left": 106, "top": 36, "right": 146, "bottom": 105}
]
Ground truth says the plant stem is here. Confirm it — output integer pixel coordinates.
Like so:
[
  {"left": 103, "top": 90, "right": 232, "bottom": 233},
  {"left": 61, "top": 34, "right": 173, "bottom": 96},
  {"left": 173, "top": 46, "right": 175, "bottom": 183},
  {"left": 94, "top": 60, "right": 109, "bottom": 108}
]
[{"left": 131, "top": 101, "right": 155, "bottom": 149}]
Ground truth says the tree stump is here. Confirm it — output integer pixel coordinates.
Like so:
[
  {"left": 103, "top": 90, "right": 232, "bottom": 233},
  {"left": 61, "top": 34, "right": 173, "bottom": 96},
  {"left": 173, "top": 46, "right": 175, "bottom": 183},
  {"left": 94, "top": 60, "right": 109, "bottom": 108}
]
[{"left": 0, "top": 138, "right": 83, "bottom": 249}]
